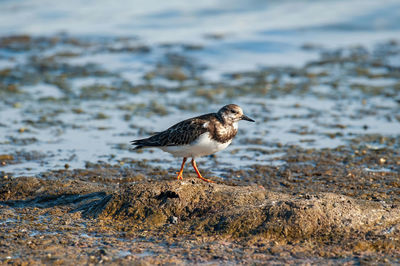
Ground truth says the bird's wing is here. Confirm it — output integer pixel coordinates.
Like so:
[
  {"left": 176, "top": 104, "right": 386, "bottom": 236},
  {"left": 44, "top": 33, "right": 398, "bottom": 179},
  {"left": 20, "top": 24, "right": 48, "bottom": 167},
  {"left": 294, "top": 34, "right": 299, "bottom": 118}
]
[{"left": 131, "top": 114, "right": 213, "bottom": 148}]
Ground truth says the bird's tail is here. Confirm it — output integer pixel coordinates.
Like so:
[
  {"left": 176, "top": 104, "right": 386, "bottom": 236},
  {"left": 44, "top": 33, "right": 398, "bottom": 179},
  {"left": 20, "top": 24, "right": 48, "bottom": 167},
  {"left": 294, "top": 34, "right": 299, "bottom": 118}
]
[{"left": 130, "top": 138, "right": 150, "bottom": 150}]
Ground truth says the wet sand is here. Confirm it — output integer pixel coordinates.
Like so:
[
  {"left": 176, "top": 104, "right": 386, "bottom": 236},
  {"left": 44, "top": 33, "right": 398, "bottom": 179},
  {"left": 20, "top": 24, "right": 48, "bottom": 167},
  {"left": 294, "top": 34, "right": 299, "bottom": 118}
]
[{"left": 1, "top": 144, "right": 399, "bottom": 264}]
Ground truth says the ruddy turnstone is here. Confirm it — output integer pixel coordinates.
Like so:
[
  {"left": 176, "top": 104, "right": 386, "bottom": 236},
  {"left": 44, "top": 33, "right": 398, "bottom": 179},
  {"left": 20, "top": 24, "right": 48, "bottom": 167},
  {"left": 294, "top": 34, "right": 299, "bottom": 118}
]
[{"left": 131, "top": 104, "right": 255, "bottom": 182}]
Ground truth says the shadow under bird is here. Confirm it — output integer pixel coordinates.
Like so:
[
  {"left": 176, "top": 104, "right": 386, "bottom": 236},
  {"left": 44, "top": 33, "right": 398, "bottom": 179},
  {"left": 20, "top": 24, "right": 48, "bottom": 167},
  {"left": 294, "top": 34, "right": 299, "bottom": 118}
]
[{"left": 131, "top": 104, "right": 255, "bottom": 182}]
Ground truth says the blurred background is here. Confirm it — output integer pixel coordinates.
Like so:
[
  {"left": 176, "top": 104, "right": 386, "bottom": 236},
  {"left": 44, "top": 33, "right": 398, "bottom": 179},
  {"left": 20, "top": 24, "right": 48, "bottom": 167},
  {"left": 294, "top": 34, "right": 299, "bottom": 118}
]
[{"left": 0, "top": 0, "right": 399, "bottom": 177}]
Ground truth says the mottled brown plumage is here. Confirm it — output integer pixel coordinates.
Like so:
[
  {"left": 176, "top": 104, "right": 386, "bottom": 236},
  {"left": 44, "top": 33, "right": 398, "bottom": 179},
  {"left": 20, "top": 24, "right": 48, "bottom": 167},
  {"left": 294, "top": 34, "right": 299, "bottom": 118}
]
[
  {"left": 131, "top": 104, "right": 255, "bottom": 182},
  {"left": 131, "top": 113, "right": 237, "bottom": 148}
]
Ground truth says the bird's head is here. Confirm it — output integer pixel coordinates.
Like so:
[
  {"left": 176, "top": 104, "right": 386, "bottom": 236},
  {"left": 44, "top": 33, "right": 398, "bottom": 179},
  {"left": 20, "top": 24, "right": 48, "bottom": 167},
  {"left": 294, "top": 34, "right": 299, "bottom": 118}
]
[{"left": 218, "top": 104, "right": 255, "bottom": 124}]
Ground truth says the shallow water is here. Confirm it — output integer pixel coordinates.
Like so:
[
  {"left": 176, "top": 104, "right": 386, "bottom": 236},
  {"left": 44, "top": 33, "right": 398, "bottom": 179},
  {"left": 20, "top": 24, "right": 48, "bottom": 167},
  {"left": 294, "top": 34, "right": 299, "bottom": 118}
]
[
  {"left": 0, "top": 0, "right": 400, "bottom": 177},
  {"left": 2, "top": 0, "right": 400, "bottom": 73}
]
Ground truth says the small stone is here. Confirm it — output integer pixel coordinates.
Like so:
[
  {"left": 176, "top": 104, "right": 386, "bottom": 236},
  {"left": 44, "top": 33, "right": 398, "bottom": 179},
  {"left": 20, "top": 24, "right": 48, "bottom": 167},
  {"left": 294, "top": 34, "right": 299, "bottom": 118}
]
[
  {"left": 0, "top": 154, "right": 14, "bottom": 160},
  {"left": 170, "top": 216, "right": 178, "bottom": 224}
]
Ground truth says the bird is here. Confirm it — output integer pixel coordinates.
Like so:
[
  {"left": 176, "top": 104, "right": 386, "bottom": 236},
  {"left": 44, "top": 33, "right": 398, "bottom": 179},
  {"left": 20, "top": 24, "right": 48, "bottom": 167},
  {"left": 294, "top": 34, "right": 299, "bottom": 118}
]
[{"left": 131, "top": 104, "right": 255, "bottom": 182}]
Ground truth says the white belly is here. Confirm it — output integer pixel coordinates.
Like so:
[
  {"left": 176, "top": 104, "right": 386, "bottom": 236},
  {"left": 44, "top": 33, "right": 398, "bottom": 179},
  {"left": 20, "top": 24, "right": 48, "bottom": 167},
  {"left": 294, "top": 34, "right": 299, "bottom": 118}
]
[{"left": 160, "top": 132, "right": 232, "bottom": 158}]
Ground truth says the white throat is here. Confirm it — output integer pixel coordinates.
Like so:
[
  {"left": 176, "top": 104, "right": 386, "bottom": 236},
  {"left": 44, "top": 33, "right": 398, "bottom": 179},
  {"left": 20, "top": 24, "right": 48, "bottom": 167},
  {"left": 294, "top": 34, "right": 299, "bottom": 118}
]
[{"left": 233, "top": 121, "right": 238, "bottom": 130}]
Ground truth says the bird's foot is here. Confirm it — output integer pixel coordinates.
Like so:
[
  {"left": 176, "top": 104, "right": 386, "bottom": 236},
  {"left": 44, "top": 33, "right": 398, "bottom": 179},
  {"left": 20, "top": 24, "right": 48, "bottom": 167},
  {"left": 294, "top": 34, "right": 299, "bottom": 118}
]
[
  {"left": 196, "top": 174, "right": 215, "bottom": 183},
  {"left": 176, "top": 171, "right": 184, "bottom": 180},
  {"left": 191, "top": 159, "right": 215, "bottom": 183}
]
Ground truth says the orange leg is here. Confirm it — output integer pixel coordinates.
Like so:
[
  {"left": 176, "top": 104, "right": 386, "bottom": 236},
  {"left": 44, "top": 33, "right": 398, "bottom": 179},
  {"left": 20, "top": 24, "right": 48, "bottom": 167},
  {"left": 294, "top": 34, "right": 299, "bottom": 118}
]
[
  {"left": 176, "top": 157, "right": 187, "bottom": 180},
  {"left": 191, "top": 159, "right": 215, "bottom": 183}
]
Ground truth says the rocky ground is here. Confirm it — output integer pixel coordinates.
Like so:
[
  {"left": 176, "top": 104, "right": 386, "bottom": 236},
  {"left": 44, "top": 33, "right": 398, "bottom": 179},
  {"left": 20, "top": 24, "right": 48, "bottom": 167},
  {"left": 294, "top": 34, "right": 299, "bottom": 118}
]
[{"left": 1, "top": 140, "right": 399, "bottom": 264}]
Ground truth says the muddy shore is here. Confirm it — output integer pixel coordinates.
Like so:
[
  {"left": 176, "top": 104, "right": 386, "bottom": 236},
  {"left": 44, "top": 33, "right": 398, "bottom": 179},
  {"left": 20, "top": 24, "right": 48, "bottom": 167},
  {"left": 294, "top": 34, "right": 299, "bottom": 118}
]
[
  {"left": 1, "top": 139, "right": 399, "bottom": 264},
  {"left": 0, "top": 34, "right": 400, "bottom": 264}
]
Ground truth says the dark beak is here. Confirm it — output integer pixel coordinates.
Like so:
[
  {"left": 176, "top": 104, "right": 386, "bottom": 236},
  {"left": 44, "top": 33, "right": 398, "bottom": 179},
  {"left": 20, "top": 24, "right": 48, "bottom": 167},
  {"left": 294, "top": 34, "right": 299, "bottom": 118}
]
[{"left": 241, "top": 114, "right": 255, "bottom": 122}]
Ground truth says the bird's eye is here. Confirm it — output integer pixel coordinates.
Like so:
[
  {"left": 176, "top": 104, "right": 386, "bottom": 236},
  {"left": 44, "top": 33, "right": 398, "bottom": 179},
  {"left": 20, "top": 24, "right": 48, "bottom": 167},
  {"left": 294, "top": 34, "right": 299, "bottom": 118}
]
[{"left": 231, "top": 110, "right": 236, "bottom": 114}]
